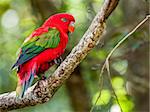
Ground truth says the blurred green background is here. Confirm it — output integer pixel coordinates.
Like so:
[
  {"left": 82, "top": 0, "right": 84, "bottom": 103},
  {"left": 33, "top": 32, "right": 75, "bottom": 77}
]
[{"left": 0, "top": 0, "right": 149, "bottom": 112}]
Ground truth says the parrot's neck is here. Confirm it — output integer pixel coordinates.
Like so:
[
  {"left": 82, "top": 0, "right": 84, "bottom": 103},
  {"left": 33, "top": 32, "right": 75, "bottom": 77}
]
[
  {"left": 49, "top": 25, "right": 69, "bottom": 49},
  {"left": 59, "top": 31, "right": 69, "bottom": 49}
]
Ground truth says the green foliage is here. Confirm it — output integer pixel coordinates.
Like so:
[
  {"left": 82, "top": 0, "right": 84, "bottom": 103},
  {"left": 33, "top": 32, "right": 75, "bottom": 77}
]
[
  {"left": 92, "top": 77, "right": 134, "bottom": 112},
  {"left": 112, "top": 77, "right": 134, "bottom": 112},
  {"left": 112, "top": 60, "right": 128, "bottom": 75},
  {"left": 92, "top": 89, "right": 111, "bottom": 105}
]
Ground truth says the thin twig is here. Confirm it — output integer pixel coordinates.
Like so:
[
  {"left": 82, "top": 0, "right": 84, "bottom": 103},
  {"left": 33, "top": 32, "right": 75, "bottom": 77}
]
[
  {"left": 106, "top": 15, "right": 150, "bottom": 61},
  {"left": 105, "top": 60, "right": 123, "bottom": 112},
  {"left": 92, "top": 15, "right": 149, "bottom": 112},
  {"left": 90, "top": 72, "right": 103, "bottom": 112},
  {"left": 90, "top": 56, "right": 108, "bottom": 112}
]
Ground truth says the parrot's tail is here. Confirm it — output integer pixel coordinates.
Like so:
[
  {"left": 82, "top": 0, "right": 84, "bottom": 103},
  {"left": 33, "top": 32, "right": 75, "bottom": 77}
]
[{"left": 16, "top": 65, "right": 36, "bottom": 98}]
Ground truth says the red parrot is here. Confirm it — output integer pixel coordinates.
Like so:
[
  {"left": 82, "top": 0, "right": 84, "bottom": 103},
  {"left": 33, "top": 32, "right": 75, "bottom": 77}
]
[{"left": 12, "top": 13, "right": 75, "bottom": 98}]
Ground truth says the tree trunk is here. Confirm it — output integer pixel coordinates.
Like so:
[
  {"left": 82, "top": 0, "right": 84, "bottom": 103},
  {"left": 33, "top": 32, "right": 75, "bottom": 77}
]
[
  {"left": 126, "top": 41, "right": 149, "bottom": 112},
  {"left": 66, "top": 66, "right": 91, "bottom": 112}
]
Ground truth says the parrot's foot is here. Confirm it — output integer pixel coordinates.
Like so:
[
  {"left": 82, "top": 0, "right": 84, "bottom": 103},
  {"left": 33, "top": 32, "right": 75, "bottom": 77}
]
[
  {"left": 38, "top": 75, "right": 47, "bottom": 80},
  {"left": 54, "top": 56, "right": 63, "bottom": 65},
  {"left": 41, "top": 76, "right": 47, "bottom": 80}
]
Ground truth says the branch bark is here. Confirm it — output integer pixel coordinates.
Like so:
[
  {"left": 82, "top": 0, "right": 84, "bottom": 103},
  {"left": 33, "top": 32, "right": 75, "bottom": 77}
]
[{"left": 0, "top": 0, "right": 119, "bottom": 111}]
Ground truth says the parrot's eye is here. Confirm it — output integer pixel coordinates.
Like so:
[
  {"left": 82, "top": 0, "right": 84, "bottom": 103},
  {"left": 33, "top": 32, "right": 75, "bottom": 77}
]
[{"left": 61, "top": 18, "right": 68, "bottom": 22}]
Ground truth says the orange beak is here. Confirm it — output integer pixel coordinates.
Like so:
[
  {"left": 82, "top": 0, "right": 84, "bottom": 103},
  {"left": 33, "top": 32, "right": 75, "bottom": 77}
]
[{"left": 68, "top": 21, "right": 75, "bottom": 33}]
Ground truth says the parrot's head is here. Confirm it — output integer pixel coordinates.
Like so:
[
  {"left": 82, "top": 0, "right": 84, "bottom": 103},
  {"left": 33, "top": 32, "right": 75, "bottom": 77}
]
[{"left": 43, "top": 13, "right": 75, "bottom": 34}]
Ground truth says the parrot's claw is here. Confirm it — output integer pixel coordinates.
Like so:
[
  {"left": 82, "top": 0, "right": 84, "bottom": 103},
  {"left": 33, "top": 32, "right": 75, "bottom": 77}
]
[
  {"left": 41, "top": 76, "right": 47, "bottom": 80},
  {"left": 54, "top": 57, "right": 63, "bottom": 65},
  {"left": 38, "top": 75, "right": 47, "bottom": 80}
]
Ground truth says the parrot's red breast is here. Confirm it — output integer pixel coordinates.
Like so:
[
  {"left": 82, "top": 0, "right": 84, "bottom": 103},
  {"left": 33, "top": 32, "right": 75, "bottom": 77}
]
[{"left": 12, "top": 13, "right": 75, "bottom": 98}]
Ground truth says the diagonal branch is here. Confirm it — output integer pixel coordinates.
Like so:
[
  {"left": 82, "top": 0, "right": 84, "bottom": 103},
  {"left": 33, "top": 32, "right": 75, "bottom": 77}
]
[{"left": 0, "top": 0, "right": 119, "bottom": 111}]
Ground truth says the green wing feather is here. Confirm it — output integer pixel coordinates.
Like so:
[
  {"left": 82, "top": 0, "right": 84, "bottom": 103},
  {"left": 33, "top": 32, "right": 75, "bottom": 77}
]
[
  {"left": 12, "top": 28, "right": 60, "bottom": 69},
  {"left": 36, "top": 29, "right": 60, "bottom": 48}
]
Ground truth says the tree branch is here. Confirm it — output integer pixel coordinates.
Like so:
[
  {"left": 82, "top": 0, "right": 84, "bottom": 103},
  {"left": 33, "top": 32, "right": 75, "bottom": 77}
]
[{"left": 0, "top": 0, "right": 119, "bottom": 111}]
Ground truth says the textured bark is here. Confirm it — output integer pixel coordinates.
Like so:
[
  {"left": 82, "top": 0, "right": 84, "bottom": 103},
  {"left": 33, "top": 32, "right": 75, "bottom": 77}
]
[{"left": 0, "top": 0, "right": 119, "bottom": 111}]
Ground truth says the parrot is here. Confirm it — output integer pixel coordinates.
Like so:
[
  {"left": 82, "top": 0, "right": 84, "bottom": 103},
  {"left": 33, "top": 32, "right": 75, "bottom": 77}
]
[{"left": 12, "top": 13, "right": 75, "bottom": 98}]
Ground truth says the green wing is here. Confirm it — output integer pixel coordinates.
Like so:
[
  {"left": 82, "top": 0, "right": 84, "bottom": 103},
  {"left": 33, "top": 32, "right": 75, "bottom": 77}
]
[{"left": 12, "top": 28, "right": 60, "bottom": 69}]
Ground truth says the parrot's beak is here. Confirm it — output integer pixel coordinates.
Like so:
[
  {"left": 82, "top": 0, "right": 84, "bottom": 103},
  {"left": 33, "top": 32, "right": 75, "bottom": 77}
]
[{"left": 68, "top": 21, "right": 75, "bottom": 33}]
